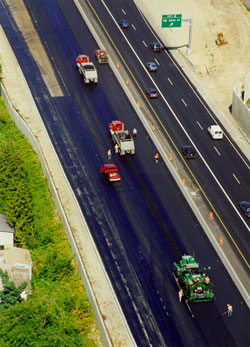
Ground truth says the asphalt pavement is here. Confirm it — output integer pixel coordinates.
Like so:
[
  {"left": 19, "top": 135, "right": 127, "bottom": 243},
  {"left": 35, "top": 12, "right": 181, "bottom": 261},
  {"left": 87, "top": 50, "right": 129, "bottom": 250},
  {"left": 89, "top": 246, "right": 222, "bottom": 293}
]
[{"left": 0, "top": 0, "right": 249, "bottom": 345}]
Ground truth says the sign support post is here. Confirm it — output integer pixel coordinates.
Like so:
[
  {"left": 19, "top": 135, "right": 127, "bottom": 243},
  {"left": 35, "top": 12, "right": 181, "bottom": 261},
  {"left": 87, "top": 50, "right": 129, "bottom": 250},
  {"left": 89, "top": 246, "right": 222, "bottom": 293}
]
[{"left": 162, "top": 15, "right": 193, "bottom": 53}]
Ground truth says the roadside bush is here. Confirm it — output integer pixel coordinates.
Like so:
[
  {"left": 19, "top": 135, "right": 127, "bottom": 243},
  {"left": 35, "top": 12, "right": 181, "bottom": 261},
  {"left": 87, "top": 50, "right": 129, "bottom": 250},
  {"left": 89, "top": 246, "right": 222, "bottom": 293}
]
[{"left": 0, "top": 98, "right": 101, "bottom": 346}]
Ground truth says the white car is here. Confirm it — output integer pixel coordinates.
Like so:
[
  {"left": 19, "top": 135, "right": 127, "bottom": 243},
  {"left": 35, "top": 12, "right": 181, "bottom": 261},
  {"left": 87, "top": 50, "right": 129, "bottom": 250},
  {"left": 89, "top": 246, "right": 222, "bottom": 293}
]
[{"left": 207, "top": 125, "right": 223, "bottom": 139}]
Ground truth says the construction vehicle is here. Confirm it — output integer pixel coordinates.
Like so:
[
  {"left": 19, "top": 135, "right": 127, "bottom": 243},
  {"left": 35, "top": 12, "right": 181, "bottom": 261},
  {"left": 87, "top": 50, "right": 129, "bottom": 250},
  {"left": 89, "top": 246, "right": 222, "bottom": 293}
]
[
  {"left": 95, "top": 49, "right": 109, "bottom": 64},
  {"left": 173, "top": 255, "right": 214, "bottom": 303},
  {"left": 100, "top": 164, "right": 121, "bottom": 182},
  {"left": 76, "top": 54, "right": 98, "bottom": 84},
  {"left": 215, "top": 32, "right": 228, "bottom": 47},
  {"left": 109, "top": 120, "right": 135, "bottom": 156}
]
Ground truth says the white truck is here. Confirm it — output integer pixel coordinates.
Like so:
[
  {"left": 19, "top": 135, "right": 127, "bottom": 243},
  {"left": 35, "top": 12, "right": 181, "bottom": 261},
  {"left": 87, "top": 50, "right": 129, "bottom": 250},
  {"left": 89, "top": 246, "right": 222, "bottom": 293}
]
[
  {"left": 76, "top": 55, "right": 98, "bottom": 85},
  {"left": 109, "top": 120, "right": 135, "bottom": 156}
]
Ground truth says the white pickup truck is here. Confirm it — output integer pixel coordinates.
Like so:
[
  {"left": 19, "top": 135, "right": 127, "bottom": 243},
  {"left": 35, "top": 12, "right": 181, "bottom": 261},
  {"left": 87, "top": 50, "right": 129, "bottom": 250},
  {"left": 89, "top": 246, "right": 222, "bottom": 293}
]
[
  {"left": 109, "top": 120, "right": 135, "bottom": 156},
  {"left": 76, "top": 55, "right": 98, "bottom": 85}
]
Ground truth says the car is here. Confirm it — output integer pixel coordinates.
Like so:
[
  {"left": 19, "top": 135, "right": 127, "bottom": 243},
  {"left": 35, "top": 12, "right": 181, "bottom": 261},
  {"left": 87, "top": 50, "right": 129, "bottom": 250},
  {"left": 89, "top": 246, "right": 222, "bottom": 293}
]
[
  {"left": 119, "top": 19, "right": 129, "bottom": 28},
  {"left": 239, "top": 201, "right": 250, "bottom": 218},
  {"left": 208, "top": 125, "right": 223, "bottom": 139},
  {"left": 146, "top": 62, "right": 158, "bottom": 72},
  {"left": 146, "top": 88, "right": 159, "bottom": 98},
  {"left": 181, "top": 145, "right": 197, "bottom": 159},
  {"left": 150, "top": 42, "right": 163, "bottom": 52}
]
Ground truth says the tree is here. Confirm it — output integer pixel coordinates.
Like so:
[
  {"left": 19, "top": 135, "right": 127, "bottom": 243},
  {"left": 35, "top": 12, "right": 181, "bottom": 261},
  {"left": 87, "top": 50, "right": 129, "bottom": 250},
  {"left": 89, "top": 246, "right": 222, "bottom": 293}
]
[{"left": 0, "top": 269, "right": 27, "bottom": 313}]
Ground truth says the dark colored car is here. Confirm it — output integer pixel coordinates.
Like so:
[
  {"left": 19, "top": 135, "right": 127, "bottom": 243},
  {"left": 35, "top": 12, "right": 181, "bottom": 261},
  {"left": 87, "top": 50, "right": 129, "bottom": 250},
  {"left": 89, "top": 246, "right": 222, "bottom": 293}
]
[
  {"left": 146, "top": 88, "right": 159, "bottom": 98},
  {"left": 239, "top": 201, "right": 250, "bottom": 218},
  {"left": 119, "top": 19, "right": 129, "bottom": 28},
  {"left": 150, "top": 42, "right": 163, "bottom": 52},
  {"left": 181, "top": 145, "right": 197, "bottom": 159},
  {"left": 146, "top": 62, "right": 158, "bottom": 72}
]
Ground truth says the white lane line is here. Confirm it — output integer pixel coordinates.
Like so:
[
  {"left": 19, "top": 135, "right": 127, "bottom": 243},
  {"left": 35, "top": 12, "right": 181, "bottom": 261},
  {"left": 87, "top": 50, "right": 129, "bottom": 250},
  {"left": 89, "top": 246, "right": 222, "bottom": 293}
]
[
  {"left": 132, "top": 24, "right": 136, "bottom": 30},
  {"left": 167, "top": 77, "right": 173, "bottom": 85},
  {"left": 136, "top": 6, "right": 250, "bottom": 170},
  {"left": 197, "top": 121, "right": 203, "bottom": 130},
  {"left": 121, "top": 8, "right": 126, "bottom": 15},
  {"left": 154, "top": 58, "right": 160, "bottom": 65},
  {"left": 233, "top": 173, "right": 241, "bottom": 184},
  {"left": 142, "top": 40, "right": 147, "bottom": 47},
  {"left": 181, "top": 98, "right": 187, "bottom": 107},
  {"left": 214, "top": 146, "right": 221, "bottom": 156},
  {"left": 101, "top": 0, "right": 250, "bottom": 231}
]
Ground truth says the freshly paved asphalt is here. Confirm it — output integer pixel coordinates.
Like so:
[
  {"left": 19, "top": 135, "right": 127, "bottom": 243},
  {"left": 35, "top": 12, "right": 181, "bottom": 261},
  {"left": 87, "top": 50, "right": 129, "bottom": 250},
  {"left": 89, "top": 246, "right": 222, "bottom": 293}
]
[{"left": 0, "top": 0, "right": 249, "bottom": 345}]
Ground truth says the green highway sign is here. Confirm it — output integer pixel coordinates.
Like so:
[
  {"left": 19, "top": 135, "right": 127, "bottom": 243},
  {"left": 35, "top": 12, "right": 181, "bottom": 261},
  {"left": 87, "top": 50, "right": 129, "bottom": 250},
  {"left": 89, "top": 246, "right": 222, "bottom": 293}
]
[{"left": 162, "top": 14, "right": 182, "bottom": 28}]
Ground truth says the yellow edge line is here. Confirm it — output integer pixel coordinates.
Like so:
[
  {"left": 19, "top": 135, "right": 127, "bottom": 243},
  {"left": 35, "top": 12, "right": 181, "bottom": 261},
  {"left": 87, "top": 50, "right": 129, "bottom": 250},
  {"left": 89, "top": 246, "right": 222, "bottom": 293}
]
[{"left": 86, "top": 0, "right": 250, "bottom": 270}]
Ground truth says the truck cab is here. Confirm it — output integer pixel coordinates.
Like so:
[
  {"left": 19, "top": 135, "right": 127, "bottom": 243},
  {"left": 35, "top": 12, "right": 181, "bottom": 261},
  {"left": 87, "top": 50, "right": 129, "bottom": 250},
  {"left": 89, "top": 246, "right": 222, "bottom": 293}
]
[{"left": 100, "top": 164, "right": 121, "bottom": 182}]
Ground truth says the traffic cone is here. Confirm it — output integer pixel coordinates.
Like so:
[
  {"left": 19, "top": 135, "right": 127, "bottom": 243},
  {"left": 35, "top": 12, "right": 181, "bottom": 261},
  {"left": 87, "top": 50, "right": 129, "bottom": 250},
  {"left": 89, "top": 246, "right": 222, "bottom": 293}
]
[
  {"left": 209, "top": 211, "right": 213, "bottom": 220},
  {"left": 152, "top": 125, "right": 156, "bottom": 132},
  {"left": 116, "top": 62, "right": 120, "bottom": 68},
  {"left": 219, "top": 237, "right": 223, "bottom": 245},
  {"left": 125, "top": 79, "right": 129, "bottom": 85},
  {"left": 182, "top": 178, "right": 186, "bottom": 185},
  {"left": 168, "top": 155, "right": 173, "bottom": 162}
]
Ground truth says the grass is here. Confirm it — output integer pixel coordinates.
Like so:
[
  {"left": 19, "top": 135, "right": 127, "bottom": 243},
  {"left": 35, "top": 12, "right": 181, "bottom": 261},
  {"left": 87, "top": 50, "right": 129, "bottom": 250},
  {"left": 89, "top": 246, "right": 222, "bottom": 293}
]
[{"left": 0, "top": 97, "right": 103, "bottom": 346}]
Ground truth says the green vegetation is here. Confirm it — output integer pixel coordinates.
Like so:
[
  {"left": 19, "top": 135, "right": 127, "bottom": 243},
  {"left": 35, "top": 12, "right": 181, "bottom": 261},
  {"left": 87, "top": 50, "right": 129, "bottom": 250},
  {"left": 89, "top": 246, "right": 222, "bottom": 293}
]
[
  {"left": 241, "top": 0, "right": 250, "bottom": 11},
  {"left": 0, "top": 269, "right": 27, "bottom": 312},
  {"left": 0, "top": 98, "right": 101, "bottom": 346}
]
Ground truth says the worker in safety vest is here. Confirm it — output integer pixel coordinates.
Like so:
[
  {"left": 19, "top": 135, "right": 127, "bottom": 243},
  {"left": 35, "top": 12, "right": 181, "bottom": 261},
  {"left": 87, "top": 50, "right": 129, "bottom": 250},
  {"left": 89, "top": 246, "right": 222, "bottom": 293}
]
[
  {"left": 154, "top": 153, "right": 159, "bottom": 163},
  {"left": 227, "top": 304, "right": 233, "bottom": 316},
  {"left": 107, "top": 149, "right": 112, "bottom": 160},
  {"left": 179, "top": 289, "right": 184, "bottom": 302},
  {"left": 114, "top": 144, "right": 119, "bottom": 154}
]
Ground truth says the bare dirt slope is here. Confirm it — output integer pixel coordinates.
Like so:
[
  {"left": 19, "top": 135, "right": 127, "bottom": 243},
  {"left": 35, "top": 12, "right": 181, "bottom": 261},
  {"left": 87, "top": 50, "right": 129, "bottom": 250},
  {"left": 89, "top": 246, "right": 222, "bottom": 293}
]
[{"left": 136, "top": 0, "right": 250, "bottom": 126}]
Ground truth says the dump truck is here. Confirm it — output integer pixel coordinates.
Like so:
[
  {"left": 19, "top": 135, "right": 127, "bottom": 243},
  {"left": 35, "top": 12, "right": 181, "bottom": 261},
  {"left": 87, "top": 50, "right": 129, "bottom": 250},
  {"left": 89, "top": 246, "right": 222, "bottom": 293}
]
[
  {"left": 173, "top": 255, "right": 214, "bottom": 303},
  {"left": 76, "top": 54, "right": 98, "bottom": 84},
  {"left": 100, "top": 164, "right": 121, "bottom": 182},
  {"left": 109, "top": 120, "right": 135, "bottom": 156},
  {"left": 95, "top": 49, "right": 109, "bottom": 64}
]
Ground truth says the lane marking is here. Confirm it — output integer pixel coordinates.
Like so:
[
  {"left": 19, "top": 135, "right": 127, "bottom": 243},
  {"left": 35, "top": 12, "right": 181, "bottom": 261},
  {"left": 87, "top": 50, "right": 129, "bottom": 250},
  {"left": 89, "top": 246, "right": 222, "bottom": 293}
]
[
  {"left": 154, "top": 58, "right": 160, "bottom": 65},
  {"left": 214, "top": 146, "right": 221, "bottom": 156},
  {"left": 197, "top": 121, "right": 203, "bottom": 130},
  {"left": 167, "top": 77, "right": 173, "bottom": 85},
  {"left": 181, "top": 98, "right": 187, "bottom": 107},
  {"left": 132, "top": 24, "right": 136, "bottom": 30},
  {"left": 142, "top": 40, "right": 147, "bottom": 47},
  {"left": 233, "top": 174, "right": 241, "bottom": 184},
  {"left": 87, "top": 0, "right": 250, "bottom": 268},
  {"left": 136, "top": 6, "right": 250, "bottom": 171},
  {"left": 121, "top": 8, "right": 126, "bottom": 15}
]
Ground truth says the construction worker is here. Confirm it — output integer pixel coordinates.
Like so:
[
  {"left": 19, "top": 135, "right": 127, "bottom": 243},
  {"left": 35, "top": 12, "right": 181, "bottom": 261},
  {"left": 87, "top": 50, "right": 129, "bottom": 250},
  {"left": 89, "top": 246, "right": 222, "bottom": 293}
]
[
  {"left": 154, "top": 153, "right": 159, "bottom": 163},
  {"left": 227, "top": 304, "right": 233, "bottom": 316},
  {"left": 107, "top": 149, "right": 112, "bottom": 160},
  {"left": 114, "top": 143, "right": 119, "bottom": 154},
  {"left": 132, "top": 128, "right": 137, "bottom": 137},
  {"left": 179, "top": 289, "right": 184, "bottom": 302}
]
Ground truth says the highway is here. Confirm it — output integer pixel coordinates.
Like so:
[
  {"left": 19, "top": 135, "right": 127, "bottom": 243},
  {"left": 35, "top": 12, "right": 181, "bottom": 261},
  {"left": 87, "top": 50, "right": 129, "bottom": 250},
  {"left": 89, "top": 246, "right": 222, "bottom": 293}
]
[
  {"left": 0, "top": 0, "right": 249, "bottom": 346},
  {"left": 85, "top": 0, "right": 250, "bottom": 265}
]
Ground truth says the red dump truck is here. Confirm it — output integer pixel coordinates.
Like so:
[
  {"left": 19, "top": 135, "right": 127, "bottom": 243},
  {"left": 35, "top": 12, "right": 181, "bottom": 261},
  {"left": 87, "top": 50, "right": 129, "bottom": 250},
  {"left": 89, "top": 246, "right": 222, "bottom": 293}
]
[
  {"left": 76, "top": 54, "right": 98, "bottom": 84},
  {"left": 100, "top": 164, "right": 121, "bottom": 182},
  {"left": 95, "top": 49, "right": 109, "bottom": 64},
  {"left": 108, "top": 121, "right": 135, "bottom": 156}
]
